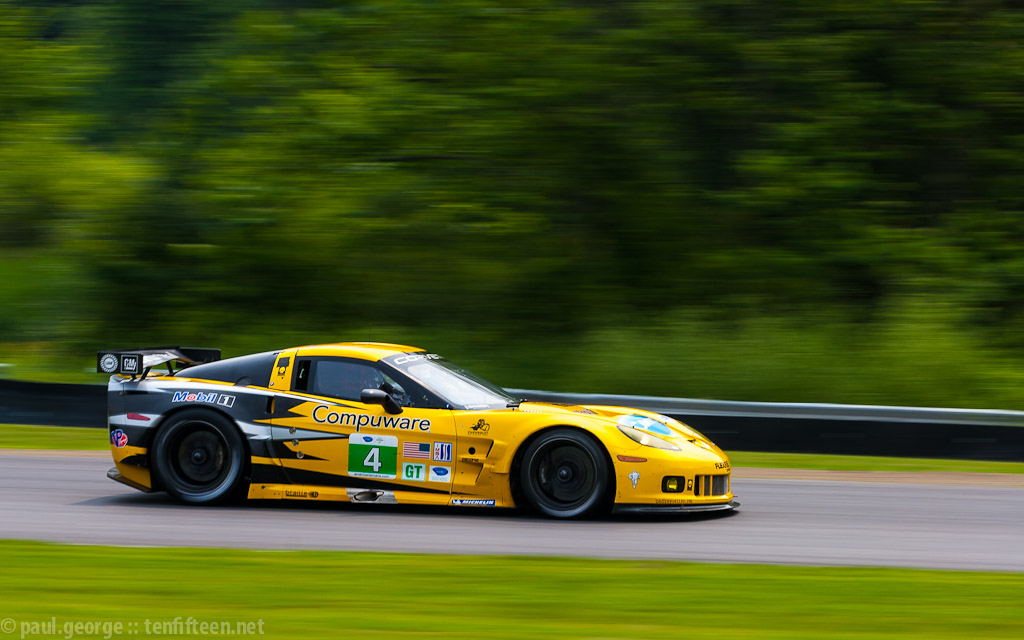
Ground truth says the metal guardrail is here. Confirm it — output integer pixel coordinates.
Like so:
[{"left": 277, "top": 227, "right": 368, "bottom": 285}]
[
  {"left": 510, "top": 388, "right": 1024, "bottom": 461},
  {"left": 509, "top": 389, "right": 1024, "bottom": 427},
  {"left": 2, "top": 380, "right": 1022, "bottom": 460}
]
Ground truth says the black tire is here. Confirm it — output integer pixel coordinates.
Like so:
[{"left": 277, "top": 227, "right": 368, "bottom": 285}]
[
  {"left": 150, "top": 409, "right": 246, "bottom": 504},
  {"left": 519, "top": 428, "right": 612, "bottom": 518}
]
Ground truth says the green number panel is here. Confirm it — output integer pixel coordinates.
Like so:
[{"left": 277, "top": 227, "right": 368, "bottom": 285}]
[{"left": 348, "top": 434, "right": 398, "bottom": 479}]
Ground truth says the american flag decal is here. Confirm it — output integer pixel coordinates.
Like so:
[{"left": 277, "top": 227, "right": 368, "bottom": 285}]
[{"left": 403, "top": 442, "right": 430, "bottom": 459}]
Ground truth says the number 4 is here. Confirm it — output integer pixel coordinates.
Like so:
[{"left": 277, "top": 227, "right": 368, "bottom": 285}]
[{"left": 363, "top": 447, "right": 381, "bottom": 472}]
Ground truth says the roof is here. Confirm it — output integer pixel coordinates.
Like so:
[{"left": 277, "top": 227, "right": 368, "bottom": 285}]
[{"left": 293, "top": 342, "right": 425, "bottom": 361}]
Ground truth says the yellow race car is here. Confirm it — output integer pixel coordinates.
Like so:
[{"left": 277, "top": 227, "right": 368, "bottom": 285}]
[{"left": 98, "top": 342, "right": 738, "bottom": 518}]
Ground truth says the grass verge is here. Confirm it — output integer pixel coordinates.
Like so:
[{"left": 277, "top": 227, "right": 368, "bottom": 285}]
[
  {"left": 0, "top": 424, "right": 108, "bottom": 450},
  {"left": 2, "top": 540, "right": 1023, "bottom": 639}
]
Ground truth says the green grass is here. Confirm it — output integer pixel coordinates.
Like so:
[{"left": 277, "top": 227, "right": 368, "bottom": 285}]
[
  {"left": 729, "top": 451, "right": 1024, "bottom": 474},
  {"left": 2, "top": 541, "right": 1022, "bottom": 639},
  {"left": 0, "top": 424, "right": 108, "bottom": 450}
]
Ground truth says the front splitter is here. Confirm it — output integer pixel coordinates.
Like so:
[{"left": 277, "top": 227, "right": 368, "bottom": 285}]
[
  {"left": 613, "top": 500, "right": 739, "bottom": 514},
  {"left": 107, "top": 466, "right": 152, "bottom": 493}
]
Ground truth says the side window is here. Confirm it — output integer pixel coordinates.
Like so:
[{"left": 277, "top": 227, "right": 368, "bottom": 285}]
[
  {"left": 312, "top": 360, "right": 385, "bottom": 402},
  {"left": 294, "top": 360, "right": 311, "bottom": 392}
]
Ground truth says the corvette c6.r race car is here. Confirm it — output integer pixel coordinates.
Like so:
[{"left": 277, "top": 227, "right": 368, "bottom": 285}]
[{"left": 98, "top": 343, "right": 738, "bottom": 518}]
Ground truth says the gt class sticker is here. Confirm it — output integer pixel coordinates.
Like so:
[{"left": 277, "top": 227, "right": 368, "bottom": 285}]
[
  {"left": 348, "top": 434, "right": 398, "bottom": 479},
  {"left": 428, "top": 466, "right": 451, "bottom": 483},
  {"left": 402, "top": 462, "right": 426, "bottom": 482}
]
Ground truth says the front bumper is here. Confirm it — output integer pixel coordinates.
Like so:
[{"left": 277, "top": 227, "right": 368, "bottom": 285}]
[{"left": 613, "top": 500, "right": 740, "bottom": 514}]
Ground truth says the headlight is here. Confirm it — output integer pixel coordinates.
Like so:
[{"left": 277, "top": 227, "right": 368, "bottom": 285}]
[
  {"left": 617, "top": 425, "right": 680, "bottom": 451},
  {"left": 617, "top": 414, "right": 673, "bottom": 436}
]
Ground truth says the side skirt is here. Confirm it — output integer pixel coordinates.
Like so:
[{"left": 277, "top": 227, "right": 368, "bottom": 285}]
[{"left": 247, "top": 483, "right": 453, "bottom": 506}]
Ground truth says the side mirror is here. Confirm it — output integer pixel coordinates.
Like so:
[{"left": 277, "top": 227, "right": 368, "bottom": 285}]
[
  {"left": 360, "top": 388, "right": 403, "bottom": 415},
  {"left": 381, "top": 380, "right": 405, "bottom": 397}
]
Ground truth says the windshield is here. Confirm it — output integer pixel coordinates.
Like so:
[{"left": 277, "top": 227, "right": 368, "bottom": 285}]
[{"left": 384, "top": 353, "right": 516, "bottom": 410}]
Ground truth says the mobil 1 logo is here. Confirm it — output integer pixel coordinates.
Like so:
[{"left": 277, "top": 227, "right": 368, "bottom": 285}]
[{"left": 348, "top": 434, "right": 398, "bottom": 479}]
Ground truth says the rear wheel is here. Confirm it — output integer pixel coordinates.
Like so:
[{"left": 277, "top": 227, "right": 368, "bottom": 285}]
[
  {"left": 519, "top": 428, "right": 611, "bottom": 518},
  {"left": 151, "top": 409, "right": 246, "bottom": 504}
]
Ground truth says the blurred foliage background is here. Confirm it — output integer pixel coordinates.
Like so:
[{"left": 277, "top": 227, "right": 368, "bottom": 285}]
[{"left": 3, "top": 0, "right": 1024, "bottom": 407}]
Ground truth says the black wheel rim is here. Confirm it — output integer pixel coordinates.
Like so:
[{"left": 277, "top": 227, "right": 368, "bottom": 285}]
[
  {"left": 168, "top": 423, "right": 228, "bottom": 489},
  {"left": 532, "top": 441, "right": 597, "bottom": 509}
]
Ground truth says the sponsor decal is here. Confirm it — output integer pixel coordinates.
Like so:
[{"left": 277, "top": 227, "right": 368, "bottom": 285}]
[
  {"left": 120, "top": 354, "right": 140, "bottom": 374},
  {"left": 715, "top": 460, "right": 730, "bottom": 470},
  {"left": 99, "top": 353, "right": 119, "bottom": 374},
  {"left": 628, "top": 469, "right": 640, "bottom": 489},
  {"left": 284, "top": 490, "right": 318, "bottom": 498},
  {"left": 172, "top": 391, "right": 235, "bottom": 407},
  {"left": 402, "top": 462, "right": 426, "bottom": 481},
  {"left": 348, "top": 434, "right": 398, "bottom": 479},
  {"left": 428, "top": 466, "right": 451, "bottom": 483},
  {"left": 110, "top": 429, "right": 128, "bottom": 448},
  {"left": 392, "top": 353, "right": 443, "bottom": 365},
  {"left": 403, "top": 442, "right": 430, "bottom": 459},
  {"left": 451, "top": 499, "right": 496, "bottom": 506},
  {"left": 432, "top": 442, "right": 452, "bottom": 463},
  {"left": 469, "top": 419, "right": 490, "bottom": 434},
  {"left": 312, "top": 405, "right": 430, "bottom": 431}
]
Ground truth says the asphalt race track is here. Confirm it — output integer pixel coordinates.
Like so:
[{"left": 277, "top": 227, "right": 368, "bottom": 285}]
[{"left": 2, "top": 454, "right": 1022, "bottom": 571}]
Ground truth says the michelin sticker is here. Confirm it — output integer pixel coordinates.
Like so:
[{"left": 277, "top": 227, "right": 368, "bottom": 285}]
[
  {"left": 348, "top": 434, "right": 398, "bottom": 479},
  {"left": 428, "top": 466, "right": 451, "bottom": 483},
  {"left": 451, "top": 499, "right": 495, "bottom": 506}
]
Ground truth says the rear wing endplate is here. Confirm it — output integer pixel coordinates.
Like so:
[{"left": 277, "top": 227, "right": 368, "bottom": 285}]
[{"left": 96, "top": 347, "right": 220, "bottom": 378}]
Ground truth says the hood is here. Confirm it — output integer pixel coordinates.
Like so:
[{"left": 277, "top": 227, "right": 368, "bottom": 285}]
[{"left": 516, "top": 401, "right": 725, "bottom": 457}]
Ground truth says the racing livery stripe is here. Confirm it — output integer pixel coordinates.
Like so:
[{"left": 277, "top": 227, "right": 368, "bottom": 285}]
[
  {"left": 271, "top": 444, "right": 328, "bottom": 461},
  {"left": 136, "top": 379, "right": 365, "bottom": 410}
]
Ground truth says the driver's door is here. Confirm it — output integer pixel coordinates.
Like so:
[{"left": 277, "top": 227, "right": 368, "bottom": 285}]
[{"left": 270, "top": 356, "right": 456, "bottom": 505}]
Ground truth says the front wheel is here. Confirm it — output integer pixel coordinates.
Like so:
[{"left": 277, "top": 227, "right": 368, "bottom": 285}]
[
  {"left": 519, "top": 428, "right": 612, "bottom": 518},
  {"left": 150, "top": 409, "right": 246, "bottom": 504}
]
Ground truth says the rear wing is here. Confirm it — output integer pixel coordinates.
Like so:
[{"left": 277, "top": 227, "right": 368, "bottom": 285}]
[{"left": 96, "top": 347, "right": 221, "bottom": 378}]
